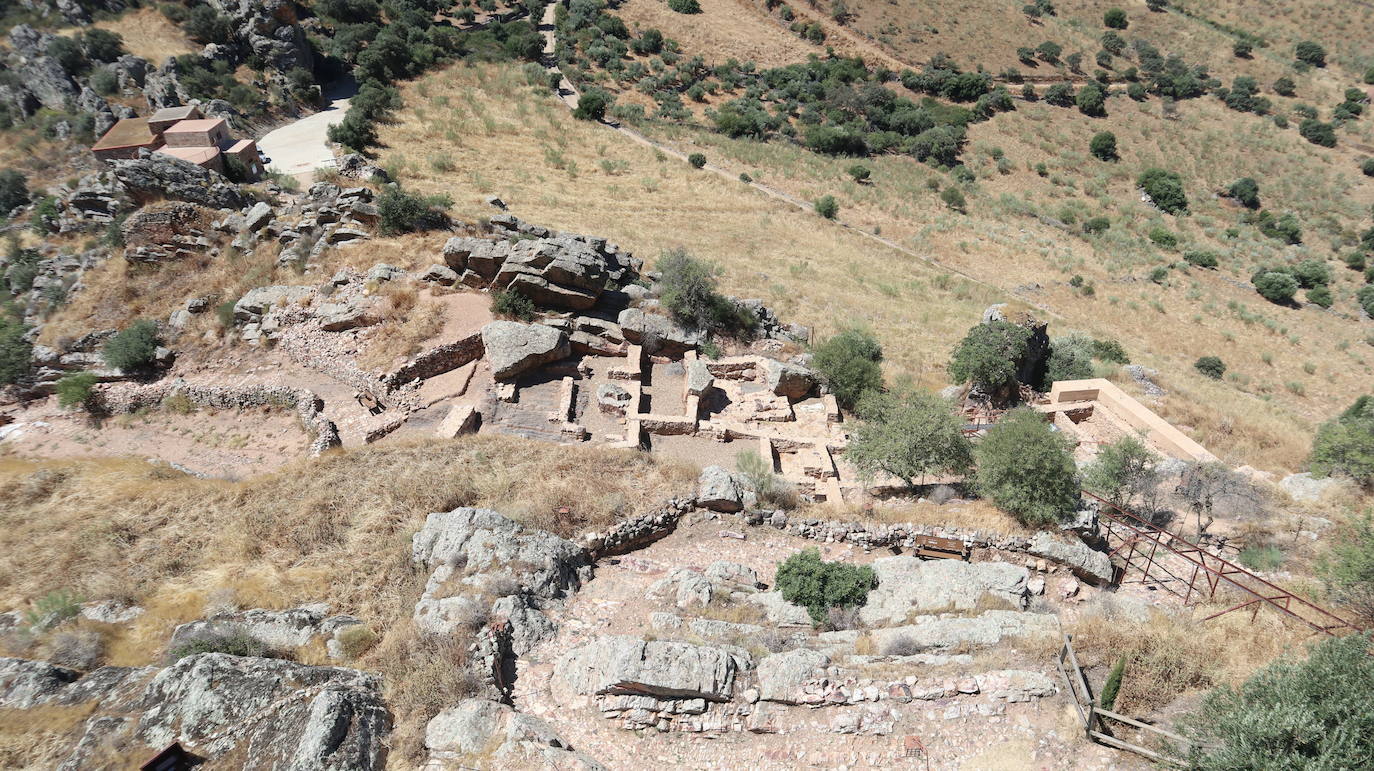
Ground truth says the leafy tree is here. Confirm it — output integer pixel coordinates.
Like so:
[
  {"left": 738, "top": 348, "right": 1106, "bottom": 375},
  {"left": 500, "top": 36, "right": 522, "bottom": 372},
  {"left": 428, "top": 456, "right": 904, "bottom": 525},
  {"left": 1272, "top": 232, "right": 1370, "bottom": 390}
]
[
  {"left": 55, "top": 372, "right": 97, "bottom": 408},
  {"left": 1089, "top": 131, "right": 1117, "bottom": 161},
  {"left": 974, "top": 408, "right": 1079, "bottom": 527},
  {"left": 1183, "top": 633, "right": 1374, "bottom": 770},
  {"left": 1293, "top": 258, "right": 1330, "bottom": 288},
  {"left": 1257, "top": 212, "right": 1302, "bottom": 245},
  {"left": 811, "top": 328, "right": 883, "bottom": 408},
  {"left": 185, "top": 6, "right": 235, "bottom": 44},
  {"left": 103, "top": 320, "right": 160, "bottom": 372},
  {"left": 1299, "top": 118, "right": 1336, "bottom": 147},
  {"left": 1076, "top": 81, "right": 1106, "bottom": 116},
  {"left": 377, "top": 186, "right": 451, "bottom": 234},
  {"left": 1253, "top": 270, "right": 1297, "bottom": 303},
  {"left": 1083, "top": 216, "right": 1110, "bottom": 234},
  {"left": 656, "top": 248, "right": 755, "bottom": 335},
  {"left": 948, "top": 321, "right": 1032, "bottom": 392},
  {"left": 1318, "top": 515, "right": 1374, "bottom": 623},
  {"left": 1044, "top": 83, "right": 1075, "bottom": 107},
  {"left": 1137, "top": 168, "right": 1188, "bottom": 214},
  {"left": 814, "top": 194, "right": 839, "bottom": 218},
  {"left": 939, "top": 186, "right": 966, "bottom": 212},
  {"left": 327, "top": 113, "right": 378, "bottom": 151},
  {"left": 1127, "top": 82, "right": 1147, "bottom": 101},
  {"left": 0, "top": 314, "right": 31, "bottom": 385},
  {"left": 1227, "top": 177, "right": 1260, "bottom": 209},
  {"left": 775, "top": 548, "right": 877, "bottom": 625},
  {"left": 848, "top": 388, "right": 973, "bottom": 487},
  {"left": 46, "top": 36, "right": 88, "bottom": 76},
  {"left": 1362, "top": 158, "right": 1374, "bottom": 177},
  {"left": 0, "top": 169, "right": 29, "bottom": 213},
  {"left": 81, "top": 29, "right": 126, "bottom": 63},
  {"left": 1103, "top": 8, "right": 1127, "bottom": 28},
  {"left": 573, "top": 88, "right": 612, "bottom": 121},
  {"left": 1101, "top": 31, "right": 1125, "bottom": 55},
  {"left": 1090, "top": 338, "right": 1129, "bottom": 363},
  {"left": 1044, "top": 334, "right": 1093, "bottom": 385},
  {"left": 1310, "top": 396, "right": 1374, "bottom": 487},
  {"left": 1273, "top": 76, "right": 1296, "bottom": 96},
  {"left": 1294, "top": 41, "right": 1327, "bottom": 67},
  {"left": 1083, "top": 436, "right": 1159, "bottom": 508},
  {"left": 1306, "top": 286, "right": 1333, "bottom": 308},
  {"left": 1194, "top": 355, "right": 1226, "bottom": 379},
  {"left": 1036, "top": 41, "right": 1062, "bottom": 63}
]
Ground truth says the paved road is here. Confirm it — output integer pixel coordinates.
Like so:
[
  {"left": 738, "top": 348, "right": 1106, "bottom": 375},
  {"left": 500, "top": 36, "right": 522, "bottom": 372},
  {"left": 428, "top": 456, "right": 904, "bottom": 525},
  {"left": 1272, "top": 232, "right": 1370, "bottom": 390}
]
[{"left": 258, "top": 77, "right": 358, "bottom": 179}]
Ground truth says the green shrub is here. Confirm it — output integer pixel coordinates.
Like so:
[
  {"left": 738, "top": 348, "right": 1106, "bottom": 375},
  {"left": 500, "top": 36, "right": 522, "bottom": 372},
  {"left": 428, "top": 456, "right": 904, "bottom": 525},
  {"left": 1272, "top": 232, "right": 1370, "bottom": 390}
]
[
  {"left": 1345, "top": 252, "right": 1367, "bottom": 272},
  {"left": 185, "top": 5, "right": 235, "bottom": 44},
  {"left": 168, "top": 627, "right": 269, "bottom": 661},
  {"left": 1184, "top": 250, "right": 1219, "bottom": 269},
  {"left": 812, "top": 328, "right": 883, "bottom": 409},
  {"left": 1254, "top": 271, "right": 1298, "bottom": 304},
  {"left": 81, "top": 28, "right": 126, "bottom": 62},
  {"left": 667, "top": 0, "right": 701, "bottom": 13},
  {"left": 1294, "top": 40, "right": 1326, "bottom": 67},
  {"left": 377, "top": 186, "right": 451, "bottom": 235},
  {"left": 492, "top": 289, "right": 536, "bottom": 321},
  {"left": 948, "top": 320, "right": 1032, "bottom": 393},
  {"left": 1103, "top": 8, "right": 1127, "bottom": 28},
  {"left": 1148, "top": 227, "right": 1178, "bottom": 249},
  {"left": 1318, "top": 515, "right": 1374, "bottom": 622},
  {"left": 848, "top": 388, "right": 973, "bottom": 487},
  {"left": 847, "top": 164, "right": 871, "bottom": 182},
  {"left": 974, "top": 408, "right": 1079, "bottom": 527},
  {"left": 1257, "top": 212, "right": 1302, "bottom": 245},
  {"left": 1044, "top": 83, "right": 1075, "bottom": 107},
  {"left": 56, "top": 372, "right": 98, "bottom": 409},
  {"left": 47, "top": 36, "right": 89, "bottom": 76},
  {"left": 1227, "top": 177, "right": 1260, "bottom": 209},
  {"left": 1076, "top": 81, "right": 1107, "bottom": 117},
  {"left": 1149, "top": 266, "right": 1169, "bottom": 284},
  {"left": 1137, "top": 168, "right": 1188, "bottom": 214},
  {"left": 1044, "top": 334, "right": 1093, "bottom": 385},
  {"left": 335, "top": 624, "right": 377, "bottom": 659},
  {"left": 1273, "top": 76, "right": 1296, "bottom": 96},
  {"left": 573, "top": 88, "right": 612, "bottom": 121},
  {"left": 1127, "top": 82, "right": 1147, "bottom": 101},
  {"left": 1359, "top": 285, "right": 1374, "bottom": 317},
  {"left": 1233, "top": 39, "right": 1252, "bottom": 58},
  {"left": 1182, "top": 633, "right": 1374, "bottom": 769},
  {"left": 1083, "top": 216, "right": 1110, "bottom": 235},
  {"left": 0, "top": 169, "right": 30, "bottom": 213},
  {"left": 1090, "top": 338, "right": 1129, "bottom": 363},
  {"left": 814, "top": 194, "right": 838, "bottom": 218},
  {"left": 1100, "top": 656, "right": 1126, "bottom": 710},
  {"left": 1299, "top": 118, "right": 1336, "bottom": 147},
  {"left": 1294, "top": 258, "right": 1331, "bottom": 288},
  {"left": 939, "top": 186, "right": 966, "bottom": 212},
  {"left": 0, "top": 314, "right": 32, "bottom": 385},
  {"left": 1310, "top": 395, "right": 1374, "bottom": 487},
  {"left": 1194, "top": 356, "right": 1226, "bottom": 379},
  {"left": 1089, "top": 131, "right": 1117, "bottom": 161},
  {"left": 656, "top": 248, "right": 755, "bottom": 336},
  {"left": 736, "top": 449, "right": 794, "bottom": 507},
  {"left": 30, "top": 196, "right": 60, "bottom": 234},
  {"left": 1364, "top": 158, "right": 1374, "bottom": 177},
  {"left": 24, "top": 589, "right": 82, "bottom": 632},
  {"left": 775, "top": 548, "right": 877, "bottom": 626},
  {"left": 1083, "top": 436, "right": 1158, "bottom": 508},
  {"left": 103, "top": 320, "right": 160, "bottom": 372},
  {"left": 1237, "top": 545, "right": 1285, "bottom": 572}
]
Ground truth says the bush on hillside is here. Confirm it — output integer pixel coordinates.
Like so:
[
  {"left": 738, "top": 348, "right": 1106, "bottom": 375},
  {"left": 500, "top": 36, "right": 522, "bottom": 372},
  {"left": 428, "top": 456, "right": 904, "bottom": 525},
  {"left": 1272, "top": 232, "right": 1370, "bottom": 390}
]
[
  {"left": 1318, "top": 515, "right": 1374, "bottom": 623},
  {"left": 1194, "top": 356, "right": 1226, "bottom": 380},
  {"left": 0, "top": 169, "right": 28, "bottom": 213},
  {"left": 1359, "top": 286, "right": 1374, "bottom": 318},
  {"left": 491, "top": 289, "right": 535, "bottom": 321},
  {"left": 1253, "top": 270, "right": 1298, "bottom": 304},
  {"left": 939, "top": 186, "right": 966, "bottom": 212},
  {"left": 667, "top": 0, "right": 701, "bottom": 12},
  {"left": 0, "top": 314, "right": 32, "bottom": 385},
  {"left": 1294, "top": 41, "right": 1326, "bottom": 68},
  {"left": 814, "top": 194, "right": 839, "bottom": 218},
  {"left": 1255, "top": 211, "right": 1302, "bottom": 245},
  {"left": 736, "top": 449, "right": 795, "bottom": 508},
  {"left": 573, "top": 88, "right": 612, "bottom": 121},
  {"left": 1138, "top": 168, "right": 1188, "bottom": 214},
  {"left": 184, "top": 5, "right": 235, "bottom": 44},
  {"left": 1044, "top": 83, "right": 1075, "bottom": 107},
  {"left": 1083, "top": 436, "right": 1159, "bottom": 508},
  {"left": 1310, "top": 396, "right": 1374, "bottom": 487},
  {"left": 948, "top": 320, "right": 1032, "bottom": 393},
  {"left": 1103, "top": 8, "right": 1127, "bottom": 28},
  {"left": 847, "top": 388, "right": 973, "bottom": 487},
  {"left": 103, "top": 320, "right": 160, "bottom": 372},
  {"left": 1089, "top": 131, "right": 1117, "bottom": 161},
  {"left": 847, "top": 164, "right": 871, "bottom": 182},
  {"left": 775, "top": 548, "right": 877, "bottom": 626},
  {"left": 1076, "top": 81, "right": 1107, "bottom": 117},
  {"left": 1305, "top": 286, "right": 1333, "bottom": 308},
  {"left": 1273, "top": 76, "right": 1296, "bottom": 97},
  {"left": 1362, "top": 158, "right": 1374, "bottom": 177},
  {"left": 81, "top": 29, "right": 126, "bottom": 63},
  {"left": 656, "top": 248, "right": 756, "bottom": 336},
  {"left": 55, "top": 372, "right": 98, "bottom": 409},
  {"left": 1292, "top": 258, "right": 1330, "bottom": 288},
  {"left": 377, "top": 187, "right": 452, "bottom": 235},
  {"left": 974, "top": 408, "right": 1079, "bottom": 527},
  {"left": 1083, "top": 216, "right": 1110, "bottom": 235},
  {"left": 812, "top": 328, "right": 883, "bottom": 409},
  {"left": 46, "top": 36, "right": 88, "bottom": 76},
  {"left": 1184, "top": 250, "right": 1219, "bottom": 269},
  {"left": 168, "top": 627, "right": 271, "bottom": 662},
  {"left": 1299, "top": 118, "right": 1336, "bottom": 147},
  {"left": 1227, "top": 177, "right": 1260, "bottom": 209},
  {"left": 1044, "top": 335, "right": 1093, "bottom": 385},
  {"left": 1148, "top": 227, "right": 1177, "bottom": 249},
  {"left": 1182, "top": 633, "right": 1374, "bottom": 770},
  {"left": 1232, "top": 39, "right": 1252, "bottom": 58},
  {"left": 688, "top": 152, "right": 707, "bottom": 169}
]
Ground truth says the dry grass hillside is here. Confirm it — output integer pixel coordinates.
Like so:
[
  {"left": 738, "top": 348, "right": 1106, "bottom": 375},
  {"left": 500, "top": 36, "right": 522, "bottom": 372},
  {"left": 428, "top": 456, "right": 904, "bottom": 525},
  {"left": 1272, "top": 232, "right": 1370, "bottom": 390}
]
[
  {"left": 0, "top": 437, "right": 694, "bottom": 762},
  {"left": 374, "top": 60, "right": 1371, "bottom": 471}
]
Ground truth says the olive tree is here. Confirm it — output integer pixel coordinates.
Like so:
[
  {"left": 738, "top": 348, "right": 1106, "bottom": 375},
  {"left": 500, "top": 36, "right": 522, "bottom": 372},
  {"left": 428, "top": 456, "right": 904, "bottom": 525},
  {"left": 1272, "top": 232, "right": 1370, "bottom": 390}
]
[
  {"left": 847, "top": 389, "right": 973, "bottom": 487},
  {"left": 973, "top": 408, "right": 1080, "bottom": 527}
]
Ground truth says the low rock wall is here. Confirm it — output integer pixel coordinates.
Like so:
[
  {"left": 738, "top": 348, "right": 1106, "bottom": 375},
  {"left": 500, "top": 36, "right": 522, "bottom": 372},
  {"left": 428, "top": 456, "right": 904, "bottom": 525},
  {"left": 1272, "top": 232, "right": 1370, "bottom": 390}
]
[
  {"left": 383, "top": 332, "right": 484, "bottom": 388},
  {"left": 90, "top": 379, "right": 341, "bottom": 456}
]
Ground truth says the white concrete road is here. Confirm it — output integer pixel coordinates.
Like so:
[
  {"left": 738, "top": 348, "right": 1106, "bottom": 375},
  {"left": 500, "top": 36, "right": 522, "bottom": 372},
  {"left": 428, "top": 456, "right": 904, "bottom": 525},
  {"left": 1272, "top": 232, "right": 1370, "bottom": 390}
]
[{"left": 258, "top": 77, "right": 357, "bottom": 179}]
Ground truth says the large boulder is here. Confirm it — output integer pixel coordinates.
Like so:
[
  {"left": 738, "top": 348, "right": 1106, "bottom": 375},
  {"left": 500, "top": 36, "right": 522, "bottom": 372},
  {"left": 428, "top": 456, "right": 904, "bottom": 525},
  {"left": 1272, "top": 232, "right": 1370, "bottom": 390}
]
[
  {"left": 112, "top": 154, "right": 247, "bottom": 209},
  {"left": 616, "top": 308, "right": 704, "bottom": 354},
  {"left": 480, "top": 322, "right": 569, "bottom": 380},
  {"left": 0, "top": 653, "right": 390, "bottom": 770},
  {"left": 425, "top": 699, "right": 605, "bottom": 770},
  {"left": 757, "top": 649, "right": 830, "bottom": 703},
  {"left": 1026, "top": 532, "right": 1114, "bottom": 586},
  {"left": 697, "top": 466, "right": 753, "bottom": 512},
  {"left": 764, "top": 359, "right": 816, "bottom": 401},
  {"left": 552, "top": 636, "right": 741, "bottom": 702},
  {"left": 494, "top": 238, "right": 610, "bottom": 311},
  {"left": 858, "top": 558, "right": 1029, "bottom": 627}
]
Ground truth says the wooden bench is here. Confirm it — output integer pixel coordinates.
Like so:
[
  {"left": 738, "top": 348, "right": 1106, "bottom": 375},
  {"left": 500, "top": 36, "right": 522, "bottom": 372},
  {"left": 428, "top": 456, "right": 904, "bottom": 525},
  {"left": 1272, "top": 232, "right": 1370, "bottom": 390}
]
[{"left": 911, "top": 534, "right": 969, "bottom": 561}]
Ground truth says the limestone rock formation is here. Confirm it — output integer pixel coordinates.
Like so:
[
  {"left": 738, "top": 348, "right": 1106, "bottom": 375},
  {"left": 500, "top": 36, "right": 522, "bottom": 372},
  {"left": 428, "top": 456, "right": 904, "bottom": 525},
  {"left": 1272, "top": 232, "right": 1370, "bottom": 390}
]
[
  {"left": 553, "top": 636, "right": 743, "bottom": 702},
  {"left": 424, "top": 699, "right": 606, "bottom": 770},
  {"left": 757, "top": 649, "right": 830, "bottom": 703},
  {"left": 1026, "top": 532, "right": 1114, "bottom": 586},
  {"left": 858, "top": 558, "right": 1030, "bottom": 626},
  {"left": 480, "top": 321, "right": 570, "bottom": 380},
  {"left": 111, "top": 154, "right": 247, "bottom": 210},
  {"left": 696, "top": 466, "right": 755, "bottom": 512},
  {"left": 168, "top": 605, "right": 364, "bottom": 660}
]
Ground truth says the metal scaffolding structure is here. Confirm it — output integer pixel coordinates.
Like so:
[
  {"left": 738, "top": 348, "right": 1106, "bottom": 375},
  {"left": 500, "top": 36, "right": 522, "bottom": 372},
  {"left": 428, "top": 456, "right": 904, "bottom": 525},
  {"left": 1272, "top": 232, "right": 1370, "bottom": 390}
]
[{"left": 1085, "top": 491, "right": 1361, "bottom": 636}]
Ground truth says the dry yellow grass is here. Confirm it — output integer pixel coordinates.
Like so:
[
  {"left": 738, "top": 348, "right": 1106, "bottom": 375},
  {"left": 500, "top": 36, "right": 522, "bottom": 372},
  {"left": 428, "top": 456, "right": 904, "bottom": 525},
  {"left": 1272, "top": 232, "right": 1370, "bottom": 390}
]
[
  {"left": 0, "top": 437, "right": 694, "bottom": 763},
  {"left": 90, "top": 7, "right": 197, "bottom": 65}
]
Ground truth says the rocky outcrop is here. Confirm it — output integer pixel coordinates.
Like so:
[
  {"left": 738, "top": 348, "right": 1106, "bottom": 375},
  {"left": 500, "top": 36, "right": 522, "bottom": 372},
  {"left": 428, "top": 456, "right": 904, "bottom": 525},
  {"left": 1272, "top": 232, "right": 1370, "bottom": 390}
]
[
  {"left": 233, "top": 285, "right": 316, "bottom": 322},
  {"left": 862, "top": 609, "right": 1058, "bottom": 653},
  {"left": 1026, "top": 532, "right": 1114, "bottom": 586},
  {"left": 111, "top": 154, "right": 246, "bottom": 209},
  {"left": 697, "top": 466, "right": 754, "bottom": 513},
  {"left": 0, "top": 653, "right": 390, "bottom": 770},
  {"left": 757, "top": 649, "right": 830, "bottom": 704},
  {"left": 480, "top": 321, "right": 570, "bottom": 380},
  {"left": 858, "top": 558, "right": 1029, "bottom": 626},
  {"left": 1280, "top": 472, "right": 1344, "bottom": 503},
  {"left": 443, "top": 222, "right": 638, "bottom": 311},
  {"left": 424, "top": 699, "right": 605, "bottom": 770},
  {"left": 553, "top": 636, "right": 743, "bottom": 702},
  {"left": 764, "top": 359, "right": 817, "bottom": 400},
  {"left": 647, "top": 561, "right": 761, "bottom": 609},
  {"left": 616, "top": 307, "right": 703, "bottom": 354},
  {"left": 168, "top": 605, "right": 363, "bottom": 660}
]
